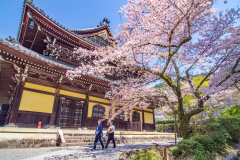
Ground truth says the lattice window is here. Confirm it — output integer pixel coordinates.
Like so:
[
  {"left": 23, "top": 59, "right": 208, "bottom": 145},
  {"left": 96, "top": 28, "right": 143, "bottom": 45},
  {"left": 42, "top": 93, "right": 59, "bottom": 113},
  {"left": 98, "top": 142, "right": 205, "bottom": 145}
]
[
  {"left": 114, "top": 108, "right": 124, "bottom": 121},
  {"left": 132, "top": 111, "right": 140, "bottom": 122},
  {"left": 92, "top": 105, "right": 105, "bottom": 119}
]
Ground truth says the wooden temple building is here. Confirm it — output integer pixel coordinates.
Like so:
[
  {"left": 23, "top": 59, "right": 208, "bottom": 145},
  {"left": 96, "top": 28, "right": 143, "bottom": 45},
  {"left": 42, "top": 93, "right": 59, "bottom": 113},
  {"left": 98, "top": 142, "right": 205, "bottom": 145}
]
[{"left": 0, "top": 0, "right": 155, "bottom": 131}]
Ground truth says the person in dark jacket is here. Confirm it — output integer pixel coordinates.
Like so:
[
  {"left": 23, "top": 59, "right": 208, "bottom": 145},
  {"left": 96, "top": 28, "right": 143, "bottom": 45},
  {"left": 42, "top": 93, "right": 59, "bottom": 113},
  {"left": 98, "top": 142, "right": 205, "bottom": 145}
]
[
  {"left": 93, "top": 119, "right": 104, "bottom": 150},
  {"left": 105, "top": 121, "right": 116, "bottom": 149}
]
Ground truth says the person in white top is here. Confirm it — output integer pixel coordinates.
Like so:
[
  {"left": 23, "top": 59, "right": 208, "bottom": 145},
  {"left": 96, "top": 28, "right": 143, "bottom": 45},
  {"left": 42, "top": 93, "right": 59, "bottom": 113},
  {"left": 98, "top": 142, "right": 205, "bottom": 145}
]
[{"left": 105, "top": 122, "right": 116, "bottom": 149}]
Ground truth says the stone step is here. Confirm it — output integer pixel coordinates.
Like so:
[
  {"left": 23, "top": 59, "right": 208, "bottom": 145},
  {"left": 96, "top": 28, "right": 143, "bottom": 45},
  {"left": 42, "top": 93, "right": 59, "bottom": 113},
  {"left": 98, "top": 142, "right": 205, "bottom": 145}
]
[
  {"left": 65, "top": 142, "right": 93, "bottom": 147},
  {"left": 64, "top": 136, "right": 95, "bottom": 140},
  {"left": 63, "top": 133, "right": 95, "bottom": 136},
  {"left": 65, "top": 139, "right": 93, "bottom": 143}
]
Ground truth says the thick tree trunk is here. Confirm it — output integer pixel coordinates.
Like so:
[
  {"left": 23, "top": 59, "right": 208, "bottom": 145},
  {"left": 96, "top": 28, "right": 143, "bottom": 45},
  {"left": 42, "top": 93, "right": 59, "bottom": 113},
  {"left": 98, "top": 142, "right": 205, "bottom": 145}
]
[{"left": 179, "top": 115, "right": 191, "bottom": 139}]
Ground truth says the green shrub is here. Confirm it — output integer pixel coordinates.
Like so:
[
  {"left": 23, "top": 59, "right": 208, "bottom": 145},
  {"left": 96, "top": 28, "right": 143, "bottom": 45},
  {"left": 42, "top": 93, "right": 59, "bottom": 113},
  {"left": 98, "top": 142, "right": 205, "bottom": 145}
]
[
  {"left": 178, "top": 137, "right": 216, "bottom": 160},
  {"left": 200, "top": 120, "right": 230, "bottom": 151},
  {"left": 157, "top": 126, "right": 163, "bottom": 132},
  {"left": 172, "top": 148, "right": 182, "bottom": 157},
  {"left": 218, "top": 115, "right": 240, "bottom": 142},
  {"left": 221, "top": 105, "right": 240, "bottom": 116},
  {"left": 130, "top": 148, "right": 161, "bottom": 160},
  {"left": 178, "top": 138, "right": 204, "bottom": 156},
  {"left": 156, "top": 120, "right": 174, "bottom": 124},
  {"left": 192, "top": 135, "right": 216, "bottom": 152},
  {"left": 176, "top": 115, "right": 240, "bottom": 159}
]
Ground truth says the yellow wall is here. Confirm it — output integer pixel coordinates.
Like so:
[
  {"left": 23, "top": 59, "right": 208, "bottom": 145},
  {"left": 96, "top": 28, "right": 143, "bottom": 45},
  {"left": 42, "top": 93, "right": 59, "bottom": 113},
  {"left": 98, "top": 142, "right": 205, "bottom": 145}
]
[
  {"left": 89, "top": 96, "right": 109, "bottom": 104},
  {"left": 88, "top": 102, "right": 109, "bottom": 118},
  {"left": 144, "top": 112, "right": 154, "bottom": 124},
  {"left": 19, "top": 90, "right": 55, "bottom": 113},
  {"left": 25, "top": 82, "right": 55, "bottom": 93},
  {"left": 59, "top": 90, "right": 86, "bottom": 99}
]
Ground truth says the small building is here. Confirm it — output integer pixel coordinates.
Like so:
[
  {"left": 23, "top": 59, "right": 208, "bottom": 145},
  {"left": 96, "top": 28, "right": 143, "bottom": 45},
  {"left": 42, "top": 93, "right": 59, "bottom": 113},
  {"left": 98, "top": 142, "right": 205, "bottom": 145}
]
[{"left": 0, "top": 0, "right": 155, "bottom": 131}]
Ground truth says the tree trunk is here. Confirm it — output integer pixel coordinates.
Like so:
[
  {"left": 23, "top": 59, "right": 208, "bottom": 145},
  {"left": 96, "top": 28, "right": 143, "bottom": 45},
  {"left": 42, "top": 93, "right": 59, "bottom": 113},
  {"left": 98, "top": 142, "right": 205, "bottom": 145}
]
[{"left": 179, "top": 115, "right": 191, "bottom": 139}]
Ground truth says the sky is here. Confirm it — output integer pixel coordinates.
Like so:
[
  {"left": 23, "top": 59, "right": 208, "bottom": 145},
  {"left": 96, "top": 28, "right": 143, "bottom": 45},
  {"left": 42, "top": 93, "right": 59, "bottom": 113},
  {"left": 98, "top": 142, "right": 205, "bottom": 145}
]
[
  {"left": 0, "top": 0, "right": 239, "bottom": 39},
  {"left": 0, "top": 0, "right": 128, "bottom": 39}
]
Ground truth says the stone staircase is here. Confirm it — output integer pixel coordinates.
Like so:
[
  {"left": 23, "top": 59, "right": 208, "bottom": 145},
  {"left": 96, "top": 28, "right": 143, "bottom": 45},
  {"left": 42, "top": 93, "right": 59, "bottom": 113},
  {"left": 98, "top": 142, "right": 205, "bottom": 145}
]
[
  {"left": 59, "top": 132, "right": 176, "bottom": 147},
  {"left": 63, "top": 133, "right": 96, "bottom": 146}
]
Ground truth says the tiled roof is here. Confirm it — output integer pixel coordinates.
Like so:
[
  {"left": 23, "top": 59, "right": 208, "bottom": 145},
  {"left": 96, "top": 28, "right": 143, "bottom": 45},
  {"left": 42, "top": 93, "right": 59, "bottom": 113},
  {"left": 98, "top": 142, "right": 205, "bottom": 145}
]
[
  {"left": 0, "top": 37, "right": 113, "bottom": 83},
  {"left": 69, "top": 25, "right": 112, "bottom": 36}
]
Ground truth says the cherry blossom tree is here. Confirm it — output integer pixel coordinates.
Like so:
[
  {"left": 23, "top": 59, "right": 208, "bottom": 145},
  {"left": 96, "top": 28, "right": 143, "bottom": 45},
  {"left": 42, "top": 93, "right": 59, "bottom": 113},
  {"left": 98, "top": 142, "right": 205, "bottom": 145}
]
[{"left": 67, "top": 0, "right": 240, "bottom": 138}]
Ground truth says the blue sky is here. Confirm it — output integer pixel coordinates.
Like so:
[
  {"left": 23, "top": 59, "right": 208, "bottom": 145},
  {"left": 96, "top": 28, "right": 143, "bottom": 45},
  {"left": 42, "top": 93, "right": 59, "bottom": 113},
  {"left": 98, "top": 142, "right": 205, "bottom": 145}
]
[
  {"left": 0, "top": 0, "right": 239, "bottom": 40},
  {"left": 0, "top": 0, "right": 128, "bottom": 39}
]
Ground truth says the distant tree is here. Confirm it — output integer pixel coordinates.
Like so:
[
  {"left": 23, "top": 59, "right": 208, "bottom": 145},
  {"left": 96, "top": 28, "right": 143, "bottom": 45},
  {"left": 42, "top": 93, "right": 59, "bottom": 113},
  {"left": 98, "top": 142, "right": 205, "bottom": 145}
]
[{"left": 67, "top": 0, "right": 240, "bottom": 139}]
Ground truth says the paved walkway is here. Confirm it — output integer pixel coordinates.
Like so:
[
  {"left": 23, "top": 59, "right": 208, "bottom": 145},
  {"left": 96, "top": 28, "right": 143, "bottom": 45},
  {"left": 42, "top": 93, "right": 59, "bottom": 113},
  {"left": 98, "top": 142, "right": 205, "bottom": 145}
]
[{"left": 0, "top": 141, "right": 176, "bottom": 160}]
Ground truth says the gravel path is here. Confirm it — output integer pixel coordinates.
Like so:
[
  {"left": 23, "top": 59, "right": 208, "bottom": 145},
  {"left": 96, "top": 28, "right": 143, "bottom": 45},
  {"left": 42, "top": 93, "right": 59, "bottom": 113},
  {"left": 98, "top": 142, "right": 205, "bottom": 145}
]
[{"left": 0, "top": 141, "right": 175, "bottom": 160}]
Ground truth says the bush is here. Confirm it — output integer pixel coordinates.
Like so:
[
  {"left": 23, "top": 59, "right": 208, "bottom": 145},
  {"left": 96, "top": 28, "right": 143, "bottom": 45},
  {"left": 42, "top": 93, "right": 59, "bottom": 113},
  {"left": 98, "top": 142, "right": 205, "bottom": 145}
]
[
  {"left": 221, "top": 105, "right": 240, "bottom": 116},
  {"left": 178, "top": 138, "right": 204, "bottom": 156},
  {"left": 178, "top": 137, "right": 216, "bottom": 160},
  {"left": 192, "top": 135, "right": 216, "bottom": 153},
  {"left": 156, "top": 120, "right": 174, "bottom": 124},
  {"left": 176, "top": 115, "right": 240, "bottom": 159},
  {"left": 130, "top": 148, "right": 161, "bottom": 160},
  {"left": 172, "top": 148, "right": 182, "bottom": 157},
  {"left": 218, "top": 115, "right": 240, "bottom": 142},
  {"left": 157, "top": 126, "right": 163, "bottom": 132},
  {"left": 200, "top": 120, "right": 230, "bottom": 151}
]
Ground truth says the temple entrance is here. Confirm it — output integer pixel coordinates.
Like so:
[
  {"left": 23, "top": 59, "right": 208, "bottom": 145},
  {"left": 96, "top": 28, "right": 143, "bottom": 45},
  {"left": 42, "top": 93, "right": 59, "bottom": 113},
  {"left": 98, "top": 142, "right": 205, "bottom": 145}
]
[{"left": 58, "top": 97, "right": 84, "bottom": 128}]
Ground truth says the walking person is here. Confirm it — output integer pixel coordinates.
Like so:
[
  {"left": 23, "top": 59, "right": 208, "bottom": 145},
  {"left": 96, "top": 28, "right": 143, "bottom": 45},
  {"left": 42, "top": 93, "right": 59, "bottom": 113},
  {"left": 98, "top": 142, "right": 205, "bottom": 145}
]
[
  {"left": 92, "top": 119, "right": 104, "bottom": 150},
  {"left": 105, "top": 122, "right": 116, "bottom": 149}
]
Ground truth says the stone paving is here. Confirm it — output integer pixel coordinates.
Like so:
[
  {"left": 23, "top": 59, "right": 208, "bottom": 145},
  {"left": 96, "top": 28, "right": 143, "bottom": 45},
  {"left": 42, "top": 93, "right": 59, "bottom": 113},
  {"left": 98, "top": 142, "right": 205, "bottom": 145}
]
[{"left": 0, "top": 141, "right": 176, "bottom": 160}]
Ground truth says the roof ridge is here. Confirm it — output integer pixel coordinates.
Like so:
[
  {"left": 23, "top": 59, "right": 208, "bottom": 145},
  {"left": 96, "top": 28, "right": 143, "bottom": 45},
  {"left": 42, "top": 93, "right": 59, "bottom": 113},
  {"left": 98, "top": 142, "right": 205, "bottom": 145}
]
[{"left": 69, "top": 25, "right": 108, "bottom": 31}]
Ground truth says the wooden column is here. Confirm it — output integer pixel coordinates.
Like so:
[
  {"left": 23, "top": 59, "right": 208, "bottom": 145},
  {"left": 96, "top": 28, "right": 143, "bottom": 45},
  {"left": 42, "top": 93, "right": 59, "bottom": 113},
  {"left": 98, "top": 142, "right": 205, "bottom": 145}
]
[
  {"left": 49, "top": 76, "right": 63, "bottom": 128},
  {"left": 153, "top": 109, "right": 156, "bottom": 130},
  {"left": 55, "top": 97, "right": 65, "bottom": 127},
  {"left": 142, "top": 110, "right": 145, "bottom": 131},
  {"left": 48, "top": 88, "right": 60, "bottom": 127},
  {"left": 8, "top": 65, "right": 28, "bottom": 126},
  {"left": 81, "top": 93, "right": 89, "bottom": 128}
]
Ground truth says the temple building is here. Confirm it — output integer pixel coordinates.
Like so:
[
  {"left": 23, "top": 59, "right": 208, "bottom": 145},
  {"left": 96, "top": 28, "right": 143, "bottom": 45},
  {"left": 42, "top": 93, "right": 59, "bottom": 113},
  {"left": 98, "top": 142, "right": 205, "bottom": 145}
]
[{"left": 0, "top": 0, "right": 155, "bottom": 131}]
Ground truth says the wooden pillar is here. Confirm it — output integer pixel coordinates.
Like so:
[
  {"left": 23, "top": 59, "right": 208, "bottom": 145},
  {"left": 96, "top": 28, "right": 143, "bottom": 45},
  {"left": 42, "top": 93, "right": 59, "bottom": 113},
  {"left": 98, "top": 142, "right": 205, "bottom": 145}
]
[
  {"left": 49, "top": 76, "right": 63, "bottom": 128},
  {"left": 55, "top": 97, "right": 64, "bottom": 127},
  {"left": 8, "top": 70, "right": 28, "bottom": 126},
  {"left": 142, "top": 110, "right": 145, "bottom": 131},
  {"left": 81, "top": 93, "right": 89, "bottom": 128},
  {"left": 153, "top": 109, "right": 156, "bottom": 130},
  {"left": 48, "top": 88, "right": 60, "bottom": 127}
]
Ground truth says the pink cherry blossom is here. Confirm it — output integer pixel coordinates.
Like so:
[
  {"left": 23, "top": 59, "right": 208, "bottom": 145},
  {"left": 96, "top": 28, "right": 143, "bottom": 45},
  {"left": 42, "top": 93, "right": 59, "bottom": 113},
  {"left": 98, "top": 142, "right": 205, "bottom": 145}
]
[{"left": 67, "top": 0, "right": 240, "bottom": 139}]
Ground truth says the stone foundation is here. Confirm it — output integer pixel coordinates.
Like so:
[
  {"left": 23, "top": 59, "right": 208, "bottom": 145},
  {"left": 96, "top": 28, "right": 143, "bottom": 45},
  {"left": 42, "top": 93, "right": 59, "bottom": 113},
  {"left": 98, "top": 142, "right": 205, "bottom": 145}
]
[
  {"left": 0, "top": 131, "right": 57, "bottom": 148},
  {"left": 0, "top": 139, "right": 56, "bottom": 148}
]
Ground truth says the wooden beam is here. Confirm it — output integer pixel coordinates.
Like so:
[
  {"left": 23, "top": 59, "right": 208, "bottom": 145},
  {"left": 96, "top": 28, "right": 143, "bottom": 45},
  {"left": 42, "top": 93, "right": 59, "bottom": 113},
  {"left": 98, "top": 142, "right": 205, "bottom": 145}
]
[
  {"left": 153, "top": 109, "right": 156, "bottom": 130},
  {"left": 142, "top": 110, "right": 145, "bottom": 131}
]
